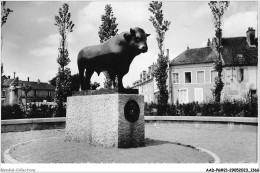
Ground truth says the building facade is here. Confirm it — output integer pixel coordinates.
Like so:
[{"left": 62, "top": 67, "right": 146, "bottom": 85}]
[
  {"left": 132, "top": 64, "right": 158, "bottom": 103},
  {"left": 169, "top": 27, "right": 258, "bottom": 104},
  {"left": 132, "top": 27, "right": 258, "bottom": 104},
  {"left": 1, "top": 77, "right": 55, "bottom": 105}
]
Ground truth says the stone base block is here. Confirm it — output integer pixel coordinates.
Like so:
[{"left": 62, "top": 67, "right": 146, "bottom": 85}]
[{"left": 66, "top": 94, "right": 144, "bottom": 148}]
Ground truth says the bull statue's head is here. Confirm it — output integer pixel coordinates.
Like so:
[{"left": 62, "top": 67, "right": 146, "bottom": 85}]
[{"left": 124, "top": 27, "right": 150, "bottom": 53}]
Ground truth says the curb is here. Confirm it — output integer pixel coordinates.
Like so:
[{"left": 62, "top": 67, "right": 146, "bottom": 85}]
[
  {"left": 4, "top": 137, "right": 220, "bottom": 164},
  {"left": 197, "top": 147, "right": 220, "bottom": 163},
  {"left": 168, "top": 141, "right": 221, "bottom": 163},
  {"left": 4, "top": 137, "right": 59, "bottom": 163},
  {"left": 145, "top": 116, "right": 258, "bottom": 124}
]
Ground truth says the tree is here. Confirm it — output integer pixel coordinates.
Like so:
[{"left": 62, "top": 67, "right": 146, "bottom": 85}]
[
  {"left": 20, "top": 83, "right": 32, "bottom": 111},
  {"left": 1, "top": 1, "right": 13, "bottom": 27},
  {"left": 49, "top": 74, "right": 100, "bottom": 93},
  {"left": 98, "top": 4, "right": 119, "bottom": 89},
  {"left": 70, "top": 74, "right": 100, "bottom": 91},
  {"left": 208, "top": 1, "right": 229, "bottom": 102},
  {"left": 149, "top": 1, "right": 171, "bottom": 116},
  {"left": 1, "top": 1, "right": 13, "bottom": 75},
  {"left": 54, "top": 3, "right": 74, "bottom": 117}
]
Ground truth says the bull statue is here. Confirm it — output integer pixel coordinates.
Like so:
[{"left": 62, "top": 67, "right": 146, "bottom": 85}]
[{"left": 77, "top": 27, "right": 150, "bottom": 91}]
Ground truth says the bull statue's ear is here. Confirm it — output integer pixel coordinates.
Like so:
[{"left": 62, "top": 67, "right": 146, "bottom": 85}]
[
  {"left": 130, "top": 28, "right": 135, "bottom": 35},
  {"left": 124, "top": 33, "right": 132, "bottom": 41},
  {"left": 146, "top": 34, "right": 150, "bottom": 37}
]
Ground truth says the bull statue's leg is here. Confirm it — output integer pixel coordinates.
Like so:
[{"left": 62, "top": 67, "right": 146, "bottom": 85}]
[
  {"left": 78, "top": 65, "right": 85, "bottom": 91},
  {"left": 85, "top": 69, "right": 94, "bottom": 90},
  {"left": 117, "top": 74, "right": 124, "bottom": 90},
  {"left": 108, "top": 71, "right": 116, "bottom": 89},
  {"left": 111, "top": 75, "right": 116, "bottom": 89}
]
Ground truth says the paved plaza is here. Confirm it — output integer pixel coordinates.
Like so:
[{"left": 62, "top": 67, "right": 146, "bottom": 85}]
[{"left": 1, "top": 122, "right": 258, "bottom": 163}]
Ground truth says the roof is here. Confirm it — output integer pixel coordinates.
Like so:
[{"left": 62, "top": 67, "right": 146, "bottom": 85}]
[
  {"left": 170, "top": 47, "right": 217, "bottom": 66},
  {"left": 2, "top": 78, "right": 55, "bottom": 90},
  {"left": 221, "top": 37, "right": 258, "bottom": 66},
  {"left": 2, "top": 78, "right": 16, "bottom": 87},
  {"left": 1, "top": 75, "right": 8, "bottom": 81},
  {"left": 170, "top": 37, "right": 258, "bottom": 67},
  {"left": 18, "top": 81, "right": 55, "bottom": 90}
]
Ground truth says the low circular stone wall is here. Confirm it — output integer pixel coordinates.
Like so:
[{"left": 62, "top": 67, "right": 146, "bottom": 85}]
[{"left": 4, "top": 137, "right": 218, "bottom": 163}]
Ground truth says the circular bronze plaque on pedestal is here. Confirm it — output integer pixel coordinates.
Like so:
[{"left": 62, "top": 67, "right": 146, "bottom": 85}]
[{"left": 124, "top": 100, "right": 140, "bottom": 123}]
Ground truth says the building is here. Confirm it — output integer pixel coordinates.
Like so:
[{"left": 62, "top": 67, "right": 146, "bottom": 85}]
[
  {"left": 132, "top": 27, "right": 258, "bottom": 104},
  {"left": 1, "top": 76, "right": 55, "bottom": 105},
  {"left": 132, "top": 63, "right": 158, "bottom": 103},
  {"left": 169, "top": 27, "right": 258, "bottom": 103}
]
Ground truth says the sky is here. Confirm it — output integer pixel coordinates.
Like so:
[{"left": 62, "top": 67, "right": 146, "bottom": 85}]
[{"left": 1, "top": 1, "right": 258, "bottom": 88}]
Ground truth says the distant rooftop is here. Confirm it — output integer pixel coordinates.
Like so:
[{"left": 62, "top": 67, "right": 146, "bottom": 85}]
[
  {"left": 221, "top": 37, "right": 258, "bottom": 66},
  {"left": 2, "top": 77, "right": 55, "bottom": 90}
]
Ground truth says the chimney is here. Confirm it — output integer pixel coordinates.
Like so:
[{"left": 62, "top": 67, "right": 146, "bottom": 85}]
[
  {"left": 207, "top": 38, "right": 211, "bottom": 47},
  {"left": 28, "top": 77, "right": 29, "bottom": 82},
  {"left": 8, "top": 76, "right": 10, "bottom": 79},
  {"left": 143, "top": 70, "right": 146, "bottom": 81},
  {"left": 148, "top": 66, "right": 151, "bottom": 73},
  {"left": 246, "top": 27, "right": 256, "bottom": 47},
  {"left": 13, "top": 72, "right": 16, "bottom": 79},
  {"left": 212, "top": 38, "right": 218, "bottom": 50},
  {"left": 187, "top": 45, "right": 189, "bottom": 50},
  {"left": 37, "top": 79, "right": 40, "bottom": 84}
]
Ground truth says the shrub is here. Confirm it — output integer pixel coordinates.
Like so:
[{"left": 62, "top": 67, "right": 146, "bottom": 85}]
[
  {"left": 166, "top": 104, "right": 178, "bottom": 116},
  {"left": 182, "top": 102, "right": 201, "bottom": 116},
  {"left": 26, "top": 104, "right": 40, "bottom": 118},
  {"left": 221, "top": 99, "right": 244, "bottom": 117},
  {"left": 1, "top": 104, "right": 25, "bottom": 120},
  {"left": 1, "top": 105, "right": 13, "bottom": 120},
  {"left": 243, "top": 97, "right": 258, "bottom": 117},
  {"left": 12, "top": 104, "right": 25, "bottom": 119},
  {"left": 39, "top": 104, "right": 54, "bottom": 118},
  {"left": 172, "top": 101, "right": 201, "bottom": 116},
  {"left": 26, "top": 104, "right": 56, "bottom": 118},
  {"left": 144, "top": 102, "right": 158, "bottom": 116},
  {"left": 147, "top": 101, "right": 201, "bottom": 116},
  {"left": 54, "top": 104, "right": 66, "bottom": 117},
  {"left": 201, "top": 101, "right": 221, "bottom": 116},
  {"left": 1, "top": 103, "right": 56, "bottom": 120},
  {"left": 145, "top": 99, "right": 258, "bottom": 117}
]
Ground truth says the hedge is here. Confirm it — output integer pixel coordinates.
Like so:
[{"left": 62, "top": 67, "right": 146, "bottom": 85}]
[
  {"left": 2, "top": 98, "right": 258, "bottom": 119},
  {"left": 1, "top": 103, "right": 66, "bottom": 120},
  {"left": 145, "top": 98, "right": 258, "bottom": 117}
]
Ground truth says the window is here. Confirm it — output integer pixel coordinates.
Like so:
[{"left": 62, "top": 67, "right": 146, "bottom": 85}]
[
  {"left": 197, "top": 71, "right": 205, "bottom": 83},
  {"left": 1, "top": 90, "right": 6, "bottom": 97},
  {"left": 211, "top": 70, "right": 218, "bottom": 83},
  {"left": 21, "top": 90, "right": 25, "bottom": 96},
  {"left": 179, "top": 89, "right": 188, "bottom": 104},
  {"left": 185, "top": 72, "right": 191, "bottom": 83},
  {"left": 194, "top": 88, "right": 203, "bottom": 103},
  {"left": 172, "top": 73, "right": 179, "bottom": 83},
  {"left": 238, "top": 68, "right": 244, "bottom": 82}
]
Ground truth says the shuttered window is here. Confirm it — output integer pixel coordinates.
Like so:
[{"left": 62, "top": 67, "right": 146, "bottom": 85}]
[
  {"left": 211, "top": 70, "right": 218, "bottom": 83},
  {"left": 172, "top": 73, "right": 179, "bottom": 83},
  {"left": 197, "top": 71, "right": 205, "bottom": 83}
]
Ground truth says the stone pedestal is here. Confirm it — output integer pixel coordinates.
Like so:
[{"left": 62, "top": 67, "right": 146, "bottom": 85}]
[{"left": 65, "top": 93, "right": 144, "bottom": 148}]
